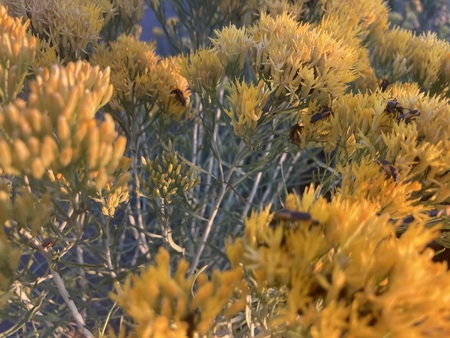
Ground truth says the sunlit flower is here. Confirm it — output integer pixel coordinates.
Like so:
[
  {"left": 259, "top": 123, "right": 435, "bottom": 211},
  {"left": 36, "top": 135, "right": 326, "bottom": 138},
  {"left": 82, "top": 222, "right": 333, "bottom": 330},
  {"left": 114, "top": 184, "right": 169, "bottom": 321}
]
[
  {"left": 373, "top": 27, "right": 450, "bottom": 95},
  {"left": 224, "top": 80, "right": 269, "bottom": 138},
  {"left": 141, "top": 146, "right": 199, "bottom": 203},
  {"left": 259, "top": 0, "right": 304, "bottom": 20},
  {"left": 227, "top": 187, "right": 450, "bottom": 336},
  {"left": 0, "top": 61, "right": 126, "bottom": 193},
  {"left": 91, "top": 35, "right": 159, "bottom": 108},
  {"left": 111, "top": 248, "right": 247, "bottom": 337},
  {"left": 3, "top": 0, "right": 103, "bottom": 60},
  {"left": 92, "top": 36, "right": 190, "bottom": 121},
  {"left": 113, "top": 0, "right": 145, "bottom": 27},
  {"left": 211, "top": 25, "right": 252, "bottom": 75},
  {"left": 337, "top": 158, "right": 426, "bottom": 220},
  {"left": 179, "top": 49, "right": 225, "bottom": 95},
  {"left": 31, "top": 37, "right": 59, "bottom": 74},
  {"left": 249, "top": 12, "right": 358, "bottom": 104},
  {"left": 0, "top": 5, "right": 36, "bottom": 103}
]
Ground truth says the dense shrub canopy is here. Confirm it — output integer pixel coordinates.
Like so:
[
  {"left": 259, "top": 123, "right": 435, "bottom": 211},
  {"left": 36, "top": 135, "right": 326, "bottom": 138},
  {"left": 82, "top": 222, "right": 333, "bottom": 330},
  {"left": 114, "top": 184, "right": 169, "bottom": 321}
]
[{"left": 1, "top": 0, "right": 450, "bottom": 337}]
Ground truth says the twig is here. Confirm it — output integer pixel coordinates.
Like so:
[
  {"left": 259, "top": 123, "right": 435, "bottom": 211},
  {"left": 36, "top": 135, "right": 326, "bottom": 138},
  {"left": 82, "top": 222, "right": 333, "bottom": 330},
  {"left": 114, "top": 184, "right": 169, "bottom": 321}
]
[
  {"left": 50, "top": 267, "right": 94, "bottom": 338},
  {"left": 188, "top": 163, "right": 236, "bottom": 276},
  {"left": 104, "top": 216, "right": 121, "bottom": 292},
  {"left": 242, "top": 170, "right": 263, "bottom": 218}
]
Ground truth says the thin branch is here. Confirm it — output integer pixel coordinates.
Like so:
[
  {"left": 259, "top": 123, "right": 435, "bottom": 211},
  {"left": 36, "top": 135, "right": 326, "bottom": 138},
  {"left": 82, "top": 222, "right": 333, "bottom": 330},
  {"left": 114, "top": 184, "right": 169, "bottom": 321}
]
[
  {"left": 50, "top": 267, "right": 93, "bottom": 338},
  {"left": 242, "top": 170, "right": 263, "bottom": 218},
  {"left": 188, "top": 163, "right": 236, "bottom": 276}
]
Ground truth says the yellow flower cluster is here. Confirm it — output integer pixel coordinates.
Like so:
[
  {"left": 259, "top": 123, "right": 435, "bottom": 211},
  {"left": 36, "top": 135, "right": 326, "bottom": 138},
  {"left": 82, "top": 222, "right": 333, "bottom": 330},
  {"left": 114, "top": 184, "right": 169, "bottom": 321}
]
[
  {"left": 257, "top": 0, "right": 305, "bottom": 20},
  {"left": 111, "top": 248, "right": 247, "bottom": 338},
  {"left": 4, "top": 0, "right": 104, "bottom": 60},
  {"left": 337, "top": 159, "right": 426, "bottom": 221},
  {"left": 92, "top": 36, "right": 190, "bottom": 120},
  {"left": 0, "top": 180, "right": 20, "bottom": 299},
  {"left": 142, "top": 147, "right": 200, "bottom": 203},
  {"left": 218, "top": 0, "right": 257, "bottom": 24},
  {"left": 0, "top": 5, "right": 36, "bottom": 103},
  {"left": 0, "top": 61, "right": 127, "bottom": 191},
  {"left": 179, "top": 49, "right": 225, "bottom": 96},
  {"left": 317, "top": 0, "right": 389, "bottom": 92},
  {"left": 94, "top": 157, "right": 132, "bottom": 217},
  {"left": 32, "top": 37, "right": 59, "bottom": 74},
  {"left": 100, "top": 0, "right": 146, "bottom": 41},
  {"left": 113, "top": 0, "right": 145, "bottom": 28},
  {"left": 210, "top": 25, "right": 252, "bottom": 75},
  {"left": 226, "top": 187, "right": 450, "bottom": 336},
  {"left": 319, "top": 0, "right": 389, "bottom": 41},
  {"left": 294, "top": 82, "right": 450, "bottom": 210},
  {"left": 225, "top": 80, "right": 269, "bottom": 138},
  {"left": 249, "top": 12, "right": 358, "bottom": 104},
  {"left": 373, "top": 27, "right": 450, "bottom": 95}
]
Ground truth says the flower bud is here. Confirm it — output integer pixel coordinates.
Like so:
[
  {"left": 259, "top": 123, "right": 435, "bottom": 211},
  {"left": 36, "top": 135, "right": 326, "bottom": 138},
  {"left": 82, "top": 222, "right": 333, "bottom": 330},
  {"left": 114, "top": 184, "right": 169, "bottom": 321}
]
[
  {"left": 31, "top": 157, "right": 45, "bottom": 179},
  {"left": 12, "top": 139, "right": 30, "bottom": 170}
]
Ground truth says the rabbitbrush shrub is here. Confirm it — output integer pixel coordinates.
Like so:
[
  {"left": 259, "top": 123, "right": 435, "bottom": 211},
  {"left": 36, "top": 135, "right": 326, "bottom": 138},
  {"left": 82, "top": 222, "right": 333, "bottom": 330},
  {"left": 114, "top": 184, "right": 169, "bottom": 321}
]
[{"left": 0, "top": 0, "right": 450, "bottom": 337}]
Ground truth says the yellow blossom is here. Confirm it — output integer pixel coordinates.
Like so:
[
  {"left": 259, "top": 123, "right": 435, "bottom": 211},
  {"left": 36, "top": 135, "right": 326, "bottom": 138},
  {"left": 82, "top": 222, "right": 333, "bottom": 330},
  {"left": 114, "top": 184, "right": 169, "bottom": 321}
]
[
  {"left": 179, "top": 49, "right": 225, "bottom": 95},
  {"left": 210, "top": 25, "right": 252, "bottom": 74},
  {"left": 258, "top": 0, "right": 305, "bottom": 20},
  {"left": 249, "top": 12, "right": 358, "bottom": 104},
  {"left": 225, "top": 80, "right": 269, "bottom": 138},
  {"left": 92, "top": 36, "right": 190, "bottom": 120},
  {"left": 373, "top": 27, "right": 450, "bottom": 95},
  {"left": 0, "top": 61, "right": 126, "bottom": 193},
  {"left": 337, "top": 158, "right": 425, "bottom": 220},
  {"left": 113, "top": 0, "right": 145, "bottom": 27},
  {"left": 228, "top": 188, "right": 450, "bottom": 336},
  {"left": 111, "top": 248, "right": 247, "bottom": 337},
  {"left": 31, "top": 37, "right": 59, "bottom": 74},
  {"left": 0, "top": 5, "right": 36, "bottom": 103},
  {"left": 4, "top": 0, "right": 104, "bottom": 60}
]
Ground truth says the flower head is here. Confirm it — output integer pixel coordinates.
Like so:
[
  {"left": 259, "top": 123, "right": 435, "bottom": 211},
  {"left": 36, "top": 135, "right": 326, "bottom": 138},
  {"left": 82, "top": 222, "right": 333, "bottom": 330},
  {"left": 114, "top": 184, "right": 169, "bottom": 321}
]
[
  {"left": 211, "top": 25, "right": 252, "bottom": 75},
  {"left": 4, "top": 0, "right": 104, "bottom": 60},
  {"left": 180, "top": 49, "right": 225, "bottom": 95},
  {"left": 0, "top": 5, "right": 36, "bottom": 103},
  {"left": 225, "top": 80, "right": 269, "bottom": 138},
  {"left": 227, "top": 187, "right": 450, "bottom": 336},
  {"left": 249, "top": 12, "right": 358, "bottom": 104},
  {"left": 112, "top": 248, "right": 247, "bottom": 337}
]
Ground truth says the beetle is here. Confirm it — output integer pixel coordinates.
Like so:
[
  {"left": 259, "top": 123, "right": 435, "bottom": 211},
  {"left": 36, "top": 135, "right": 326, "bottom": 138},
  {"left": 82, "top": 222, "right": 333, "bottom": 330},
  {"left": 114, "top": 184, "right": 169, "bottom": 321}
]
[
  {"left": 379, "top": 78, "right": 389, "bottom": 92},
  {"left": 272, "top": 209, "right": 319, "bottom": 228},
  {"left": 377, "top": 158, "right": 399, "bottom": 183},
  {"left": 397, "top": 109, "right": 420, "bottom": 123},
  {"left": 289, "top": 123, "right": 304, "bottom": 145},
  {"left": 268, "top": 209, "right": 319, "bottom": 247},
  {"left": 273, "top": 209, "right": 315, "bottom": 222},
  {"left": 385, "top": 98, "right": 404, "bottom": 115},
  {"left": 310, "top": 106, "right": 332, "bottom": 123},
  {"left": 170, "top": 88, "right": 187, "bottom": 106}
]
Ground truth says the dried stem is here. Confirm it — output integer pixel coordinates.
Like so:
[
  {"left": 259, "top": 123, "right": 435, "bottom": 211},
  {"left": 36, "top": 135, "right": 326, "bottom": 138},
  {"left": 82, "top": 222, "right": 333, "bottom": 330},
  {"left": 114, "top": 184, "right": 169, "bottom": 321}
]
[{"left": 50, "top": 267, "right": 94, "bottom": 338}]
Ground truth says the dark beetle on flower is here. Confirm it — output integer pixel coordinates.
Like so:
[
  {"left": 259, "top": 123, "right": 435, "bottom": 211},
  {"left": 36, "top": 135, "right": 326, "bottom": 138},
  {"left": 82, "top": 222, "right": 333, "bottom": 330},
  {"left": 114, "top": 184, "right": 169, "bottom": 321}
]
[
  {"left": 397, "top": 109, "right": 420, "bottom": 123},
  {"left": 377, "top": 158, "right": 399, "bottom": 183},
  {"left": 170, "top": 88, "right": 187, "bottom": 106},
  {"left": 274, "top": 209, "right": 313, "bottom": 221},
  {"left": 310, "top": 106, "right": 332, "bottom": 123},
  {"left": 384, "top": 98, "right": 421, "bottom": 123},
  {"left": 273, "top": 209, "right": 319, "bottom": 227},
  {"left": 385, "top": 98, "right": 403, "bottom": 115},
  {"left": 379, "top": 78, "right": 389, "bottom": 92},
  {"left": 289, "top": 122, "right": 304, "bottom": 144}
]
